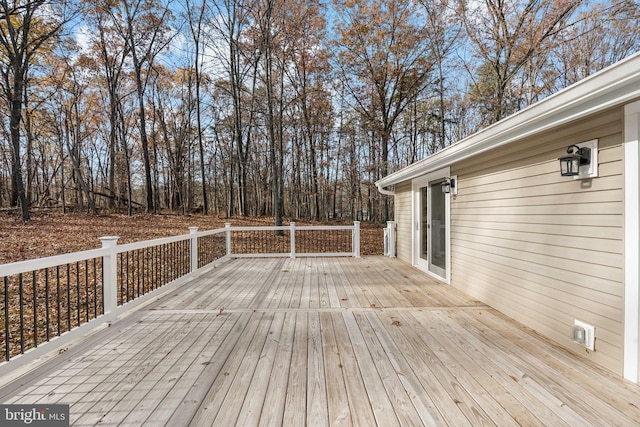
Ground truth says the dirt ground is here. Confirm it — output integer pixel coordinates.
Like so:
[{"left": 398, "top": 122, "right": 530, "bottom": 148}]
[{"left": 0, "top": 211, "right": 384, "bottom": 264}]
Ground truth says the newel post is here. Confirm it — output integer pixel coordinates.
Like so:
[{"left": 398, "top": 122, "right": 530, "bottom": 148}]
[
  {"left": 100, "top": 236, "right": 119, "bottom": 323},
  {"left": 290, "top": 222, "right": 296, "bottom": 258},
  {"left": 225, "top": 223, "right": 232, "bottom": 256},
  {"left": 353, "top": 221, "right": 361, "bottom": 258},
  {"left": 189, "top": 227, "right": 198, "bottom": 274},
  {"left": 386, "top": 221, "right": 396, "bottom": 257}
]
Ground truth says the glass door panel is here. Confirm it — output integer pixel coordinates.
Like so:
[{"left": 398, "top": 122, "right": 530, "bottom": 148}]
[
  {"left": 429, "top": 180, "right": 446, "bottom": 277},
  {"left": 420, "top": 186, "right": 428, "bottom": 263}
]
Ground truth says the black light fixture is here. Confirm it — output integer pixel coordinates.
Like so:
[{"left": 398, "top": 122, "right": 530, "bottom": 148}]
[
  {"left": 558, "top": 144, "right": 591, "bottom": 176},
  {"left": 441, "top": 177, "right": 455, "bottom": 194}
]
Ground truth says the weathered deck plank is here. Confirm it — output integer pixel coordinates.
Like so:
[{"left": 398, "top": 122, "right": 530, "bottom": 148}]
[
  {"left": 331, "top": 312, "right": 377, "bottom": 427},
  {"left": 257, "top": 311, "right": 296, "bottom": 427},
  {"left": 282, "top": 311, "right": 308, "bottom": 426},
  {"left": 2, "top": 257, "right": 640, "bottom": 426},
  {"left": 306, "top": 311, "right": 329, "bottom": 426},
  {"left": 319, "top": 312, "right": 351, "bottom": 426}
]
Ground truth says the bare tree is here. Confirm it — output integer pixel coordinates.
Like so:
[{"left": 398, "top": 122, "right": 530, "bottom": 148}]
[
  {"left": 333, "top": 0, "right": 434, "bottom": 220},
  {"left": 259, "top": 0, "right": 284, "bottom": 229},
  {"left": 209, "top": 0, "right": 261, "bottom": 217},
  {"left": 418, "top": 0, "right": 460, "bottom": 150},
  {"left": 458, "top": 0, "right": 581, "bottom": 124},
  {"left": 185, "top": 0, "right": 210, "bottom": 214},
  {"left": 0, "top": 0, "right": 76, "bottom": 221},
  {"left": 84, "top": 1, "right": 131, "bottom": 211},
  {"left": 107, "top": 0, "right": 175, "bottom": 213}
]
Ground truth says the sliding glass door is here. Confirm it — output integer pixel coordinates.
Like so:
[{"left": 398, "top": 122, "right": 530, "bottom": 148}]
[
  {"left": 429, "top": 179, "right": 447, "bottom": 277},
  {"left": 413, "top": 170, "right": 449, "bottom": 281}
]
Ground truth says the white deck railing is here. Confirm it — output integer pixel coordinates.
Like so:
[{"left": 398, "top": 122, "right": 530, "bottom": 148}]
[{"left": 0, "top": 222, "right": 360, "bottom": 372}]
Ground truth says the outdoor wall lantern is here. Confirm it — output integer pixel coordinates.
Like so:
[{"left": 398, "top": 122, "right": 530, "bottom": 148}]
[
  {"left": 558, "top": 144, "right": 591, "bottom": 176},
  {"left": 441, "top": 177, "right": 456, "bottom": 194}
]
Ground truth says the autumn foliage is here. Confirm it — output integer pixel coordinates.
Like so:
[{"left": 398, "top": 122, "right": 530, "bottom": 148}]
[{"left": 0, "top": 0, "right": 638, "bottom": 223}]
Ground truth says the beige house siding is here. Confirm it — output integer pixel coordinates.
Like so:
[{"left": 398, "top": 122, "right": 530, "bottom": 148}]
[
  {"left": 394, "top": 181, "right": 413, "bottom": 263},
  {"left": 449, "top": 107, "right": 624, "bottom": 374}
]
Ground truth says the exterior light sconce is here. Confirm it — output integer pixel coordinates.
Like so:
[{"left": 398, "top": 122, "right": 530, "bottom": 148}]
[
  {"left": 557, "top": 140, "right": 598, "bottom": 179},
  {"left": 441, "top": 177, "right": 457, "bottom": 195},
  {"left": 558, "top": 145, "right": 591, "bottom": 176}
]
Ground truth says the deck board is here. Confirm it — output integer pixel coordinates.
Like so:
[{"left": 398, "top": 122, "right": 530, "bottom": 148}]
[
  {"left": 257, "top": 311, "right": 295, "bottom": 427},
  {"left": 2, "top": 256, "right": 640, "bottom": 426},
  {"left": 320, "top": 312, "right": 350, "bottom": 426},
  {"left": 331, "top": 312, "right": 377, "bottom": 427},
  {"left": 282, "top": 311, "right": 308, "bottom": 426},
  {"left": 306, "top": 311, "right": 329, "bottom": 426}
]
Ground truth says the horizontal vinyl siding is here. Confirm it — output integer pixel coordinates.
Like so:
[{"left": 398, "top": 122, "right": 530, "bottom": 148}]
[
  {"left": 394, "top": 181, "right": 412, "bottom": 263},
  {"left": 450, "top": 107, "right": 624, "bottom": 374}
]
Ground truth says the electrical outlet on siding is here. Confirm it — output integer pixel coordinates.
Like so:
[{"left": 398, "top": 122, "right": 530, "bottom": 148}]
[{"left": 573, "top": 320, "right": 595, "bottom": 351}]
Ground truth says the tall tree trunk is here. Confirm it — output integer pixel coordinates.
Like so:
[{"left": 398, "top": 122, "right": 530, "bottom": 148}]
[
  {"left": 24, "top": 86, "right": 34, "bottom": 207},
  {"left": 381, "top": 130, "right": 390, "bottom": 222},
  {"left": 108, "top": 98, "right": 117, "bottom": 211},
  {"left": 117, "top": 102, "right": 133, "bottom": 216},
  {"left": 263, "top": 0, "right": 283, "bottom": 230},
  {"left": 57, "top": 123, "right": 66, "bottom": 213},
  {"left": 229, "top": 38, "right": 241, "bottom": 217},
  {"left": 9, "top": 78, "right": 29, "bottom": 221},
  {"left": 65, "top": 116, "right": 97, "bottom": 215},
  {"left": 189, "top": 0, "right": 209, "bottom": 215},
  {"left": 134, "top": 65, "right": 154, "bottom": 212},
  {"left": 277, "top": 41, "right": 285, "bottom": 224},
  {"left": 195, "top": 70, "right": 208, "bottom": 214}
]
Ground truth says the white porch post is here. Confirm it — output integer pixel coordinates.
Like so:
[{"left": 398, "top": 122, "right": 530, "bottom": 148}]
[
  {"left": 386, "top": 221, "right": 396, "bottom": 257},
  {"left": 225, "top": 223, "right": 232, "bottom": 256},
  {"left": 99, "top": 236, "right": 119, "bottom": 323},
  {"left": 624, "top": 100, "right": 640, "bottom": 383},
  {"left": 290, "top": 222, "right": 296, "bottom": 258},
  {"left": 353, "top": 221, "right": 361, "bottom": 258},
  {"left": 189, "top": 227, "right": 198, "bottom": 274}
]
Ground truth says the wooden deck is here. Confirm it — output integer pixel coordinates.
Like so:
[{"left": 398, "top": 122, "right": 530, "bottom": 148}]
[{"left": 1, "top": 257, "right": 640, "bottom": 426}]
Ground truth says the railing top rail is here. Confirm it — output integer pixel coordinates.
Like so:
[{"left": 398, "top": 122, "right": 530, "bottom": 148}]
[
  {"left": 116, "top": 233, "right": 194, "bottom": 253},
  {"left": 195, "top": 228, "right": 227, "bottom": 238},
  {"left": 227, "top": 226, "right": 290, "bottom": 232},
  {"left": 112, "top": 228, "right": 229, "bottom": 254},
  {"left": 227, "top": 225, "right": 355, "bottom": 232},
  {"left": 294, "top": 225, "right": 354, "bottom": 231},
  {"left": 0, "top": 248, "right": 108, "bottom": 278}
]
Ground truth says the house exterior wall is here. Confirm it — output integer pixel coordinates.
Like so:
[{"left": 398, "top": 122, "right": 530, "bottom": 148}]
[
  {"left": 394, "top": 181, "right": 413, "bottom": 262},
  {"left": 449, "top": 107, "right": 624, "bottom": 374},
  {"left": 392, "top": 106, "right": 625, "bottom": 374}
]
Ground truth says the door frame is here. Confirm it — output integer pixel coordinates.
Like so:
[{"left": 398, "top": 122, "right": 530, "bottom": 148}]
[{"left": 411, "top": 167, "right": 451, "bottom": 284}]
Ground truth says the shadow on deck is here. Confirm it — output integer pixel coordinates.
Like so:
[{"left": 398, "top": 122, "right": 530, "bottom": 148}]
[{"left": 1, "top": 257, "right": 639, "bottom": 426}]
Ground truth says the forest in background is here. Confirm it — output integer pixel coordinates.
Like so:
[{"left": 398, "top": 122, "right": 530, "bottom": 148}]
[{"left": 0, "top": 0, "right": 639, "bottom": 223}]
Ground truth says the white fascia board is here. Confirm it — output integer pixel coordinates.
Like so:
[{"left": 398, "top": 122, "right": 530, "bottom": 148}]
[{"left": 376, "top": 51, "right": 640, "bottom": 190}]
